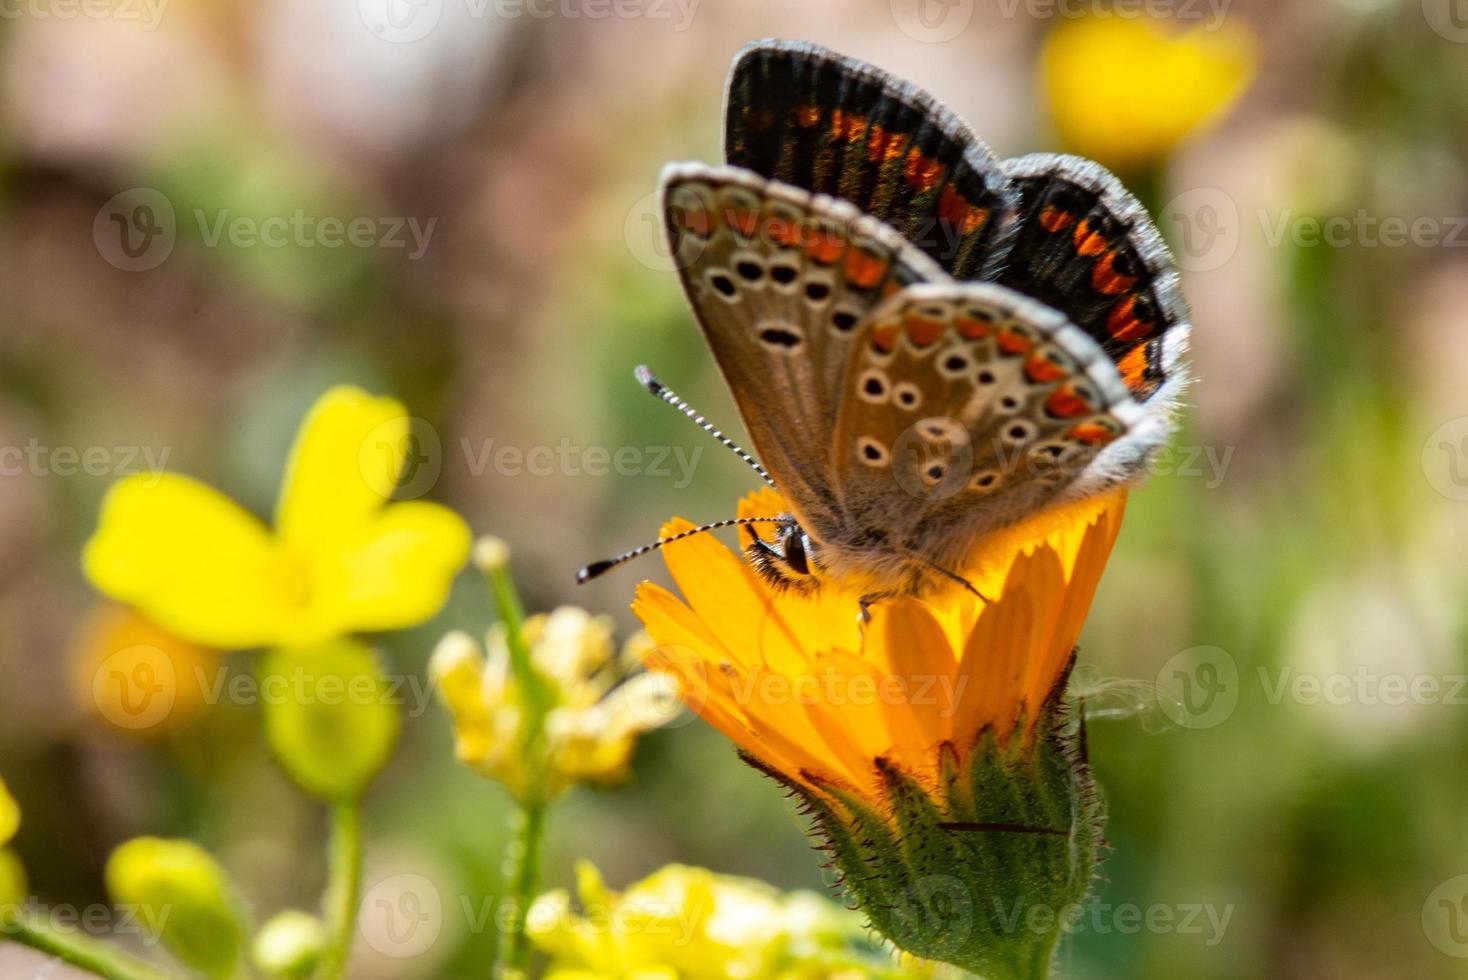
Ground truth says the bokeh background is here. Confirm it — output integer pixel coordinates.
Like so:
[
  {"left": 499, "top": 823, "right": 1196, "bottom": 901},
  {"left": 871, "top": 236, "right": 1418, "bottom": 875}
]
[{"left": 2, "top": 0, "right": 1467, "bottom": 976}]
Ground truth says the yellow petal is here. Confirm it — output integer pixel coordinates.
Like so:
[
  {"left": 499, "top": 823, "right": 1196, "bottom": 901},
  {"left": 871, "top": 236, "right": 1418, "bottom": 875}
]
[
  {"left": 0, "top": 777, "right": 18, "bottom": 846},
  {"left": 275, "top": 386, "right": 410, "bottom": 554},
  {"left": 312, "top": 501, "right": 471, "bottom": 635},
  {"left": 83, "top": 474, "right": 290, "bottom": 649}
]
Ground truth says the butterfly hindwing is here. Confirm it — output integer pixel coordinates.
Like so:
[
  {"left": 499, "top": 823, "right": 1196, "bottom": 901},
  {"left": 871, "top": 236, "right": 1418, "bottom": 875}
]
[
  {"left": 724, "top": 39, "right": 1019, "bottom": 281},
  {"left": 660, "top": 162, "right": 950, "bottom": 527},
  {"left": 828, "top": 282, "right": 1152, "bottom": 567},
  {"left": 996, "top": 154, "right": 1190, "bottom": 402}
]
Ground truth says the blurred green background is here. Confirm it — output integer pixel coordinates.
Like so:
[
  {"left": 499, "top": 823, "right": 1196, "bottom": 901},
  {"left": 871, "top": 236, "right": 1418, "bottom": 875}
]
[{"left": 1, "top": 0, "right": 1467, "bottom": 976}]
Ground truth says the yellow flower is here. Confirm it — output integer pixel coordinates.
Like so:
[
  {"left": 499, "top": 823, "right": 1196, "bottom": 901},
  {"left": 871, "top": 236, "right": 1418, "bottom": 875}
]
[
  {"left": 69, "top": 604, "right": 219, "bottom": 735},
  {"left": 83, "top": 387, "right": 471, "bottom": 649},
  {"left": 1042, "top": 15, "right": 1255, "bottom": 172},
  {"left": 431, "top": 607, "right": 682, "bottom": 801},
  {"left": 632, "top": 488, "right": 1126, "bottom": 978},
  {"left": 0, "top": 776, "right": 22, "bottom": 914},
  {"left": 528, "top": 861, "right": 915, "bottom": 979}
]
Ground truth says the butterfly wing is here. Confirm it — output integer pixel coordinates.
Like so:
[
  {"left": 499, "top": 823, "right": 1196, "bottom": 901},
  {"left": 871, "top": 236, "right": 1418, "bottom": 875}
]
[
  {"left": 825, "top": 282, "right": 1162, "bottom": 573},
  {"left": 724, "top": 39, "right": 1018, "bottom": 281},
  {"left": 660, "top": 162, "right": 951, "bottom": 531},
  {"left": 996, "top": 154, "right": 1190, "bottom": 405}
]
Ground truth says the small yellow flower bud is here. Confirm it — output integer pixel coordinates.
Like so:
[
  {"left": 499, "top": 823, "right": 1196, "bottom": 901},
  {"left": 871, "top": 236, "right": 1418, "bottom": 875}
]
[
  {"left": 258, "top": 641, "right": 402, "bottom": 802},
  {"left": 472, "top": 535, "right": 511, "bottom": 574},
  {"left": 105, "top": 838, "right": 246, "bottom": 980},
  {"left": 252, "top": 910, "right": 327, "bottom": 979},
  {"left": 0, "top": 777, "right": 18, "bottom": 847}
]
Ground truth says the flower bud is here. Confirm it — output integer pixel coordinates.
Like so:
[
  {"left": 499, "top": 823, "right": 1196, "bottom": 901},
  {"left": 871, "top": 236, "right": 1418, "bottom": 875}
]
[
  {"left": 105, "top": 837, "right": 246, "bottom": 979},
  {"left": 252, "top": 910, "right": 326, "bottom": 979},
  {"left": 258, "top": 640, "right": 401, "bottom": 801}
]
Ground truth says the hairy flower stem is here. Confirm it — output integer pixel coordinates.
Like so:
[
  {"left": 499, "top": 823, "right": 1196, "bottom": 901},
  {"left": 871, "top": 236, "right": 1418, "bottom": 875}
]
[
  {"left": 3, "top": 917, "right": 169, "bottom": 980},
  {"left": 318, "top": 800, "right": 364, "bottom": 980},
  {"left": 483, "top": 547, "right": 552, "bottom": 978}
]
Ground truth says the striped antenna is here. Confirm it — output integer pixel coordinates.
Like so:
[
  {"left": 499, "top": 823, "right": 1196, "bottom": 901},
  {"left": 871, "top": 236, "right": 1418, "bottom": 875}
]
[
  {"left": 635, "top": 365, "right": 776, "bottom": 488},
  {"left": 576, "top": 516, "right": 785, "bottom": 583}
]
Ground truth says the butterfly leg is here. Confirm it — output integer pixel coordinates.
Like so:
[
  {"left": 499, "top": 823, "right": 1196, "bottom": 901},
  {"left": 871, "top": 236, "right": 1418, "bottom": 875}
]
[{"left": 857, "top": 591, "right": 897, "bottom": 626}]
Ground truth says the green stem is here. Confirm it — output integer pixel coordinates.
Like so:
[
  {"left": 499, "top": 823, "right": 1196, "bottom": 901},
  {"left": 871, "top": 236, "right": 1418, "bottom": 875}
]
[
  {"left": 317, "top": 801, "right": 363, "bottom": 980},
  {"left": 3, "top": 916, "right": 169, "bottom": 980},
  {"left": 494, "top": 798, "right": 547, "bottom": 980},
  {"left": 485, "top": 557, "right": 552, "bottom": 723}
]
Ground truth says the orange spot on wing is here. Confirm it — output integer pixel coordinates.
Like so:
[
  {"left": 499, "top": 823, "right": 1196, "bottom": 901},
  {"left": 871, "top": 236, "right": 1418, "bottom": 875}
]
[
  {"left": 903, "top": 314, "right": 944, "bottom": 347},
  {"left": 804, "top": 228, "right": 844, "bottom": 264},
  {"left": 1025, "top": 354, "right": 1069, "bottom": 384},
  {"left": 1045, "top": 385, "right": 1093, "bottom": 419},
  {"left": 1091, "top": 252, "right": 1138, "bottom": 296},
  {"left": 866, "top": 126, "right": 909, "bottom": 163},
  {"left": 997, "top": 329, "right": 1035, "bottom": 356},
  {"left": 1116, "top": 343, "right": 1149, "bottom": 391},
  {"left": 939, "top": 185, "right": 988, "bottom": 235},
  {"left": 676, "top": 208, "right": 711, "bottom": 237},
  {"left": 728, "top": 208, "right": 759, "bottom": 239},
  {"left": 844, "top": 249, "right": 889, "bottom": 289},
  {"left": 830, "top": 109, "right": 867, "bottom": 142},
  {"left": 1074, "top": 219, "right": 1108, "bottom": 257},
  {"left": 871, "top": 323, "right": 900, "bottom": 354},
  {"left": 904, "top": 147, "right": 946, "bottom": 193},
  {"left": 1067, "top": 421, "right": 1119, "bottom": 445},
  {"left": 1039, "top": 206, "right": 1075, "bottom": 233},
  {"left": 955, "top": 317, "right": 992, "bottom": 340},
  {"left": 1106, "top": 296, "right": 1151, "bottom": 342}
]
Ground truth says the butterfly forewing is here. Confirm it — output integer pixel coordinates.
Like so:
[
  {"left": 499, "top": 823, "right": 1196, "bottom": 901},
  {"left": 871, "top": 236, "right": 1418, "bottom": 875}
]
[
  {"left": 997, "top": 154, "right": 1190, "bottom": 402},
  {"left": 827, "top": 282, "right": 1147, "bottom": 565},
  {"left": 724, "top": 40, "right": 1018, "bottom": 281},
  {"left": 661, "top": 162, "right": 950, "bottom": 527}
]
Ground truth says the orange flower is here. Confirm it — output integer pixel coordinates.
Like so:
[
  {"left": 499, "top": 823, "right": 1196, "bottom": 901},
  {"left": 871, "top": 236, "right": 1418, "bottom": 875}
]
[
  {"left": 633, "top": 487, "right": 1125, "bottom": 803},
  {"left": 632, "top": 487, "right": 1127, "bottom": 978}
]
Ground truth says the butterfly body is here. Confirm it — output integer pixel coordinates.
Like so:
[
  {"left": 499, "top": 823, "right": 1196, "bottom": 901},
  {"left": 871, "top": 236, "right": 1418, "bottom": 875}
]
[{"left": 651, "top": 40, "right": 1189, "bottom": 603}]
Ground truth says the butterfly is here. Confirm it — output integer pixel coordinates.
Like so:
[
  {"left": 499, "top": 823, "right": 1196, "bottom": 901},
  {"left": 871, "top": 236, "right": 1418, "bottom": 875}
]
[{"left": 581, "top": 39, "right": 1189, "bottom": 611}]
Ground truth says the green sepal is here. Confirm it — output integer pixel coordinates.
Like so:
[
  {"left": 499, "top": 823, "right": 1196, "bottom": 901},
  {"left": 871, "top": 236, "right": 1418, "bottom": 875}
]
[{"left": 745, "top": 692, "right": 1103, "bottom": 980}]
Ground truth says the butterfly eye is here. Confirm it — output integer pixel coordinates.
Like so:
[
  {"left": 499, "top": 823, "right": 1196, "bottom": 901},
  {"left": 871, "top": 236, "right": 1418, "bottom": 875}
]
[{"left": 856, "top": 437, "right": 890, "bottom": 467}]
